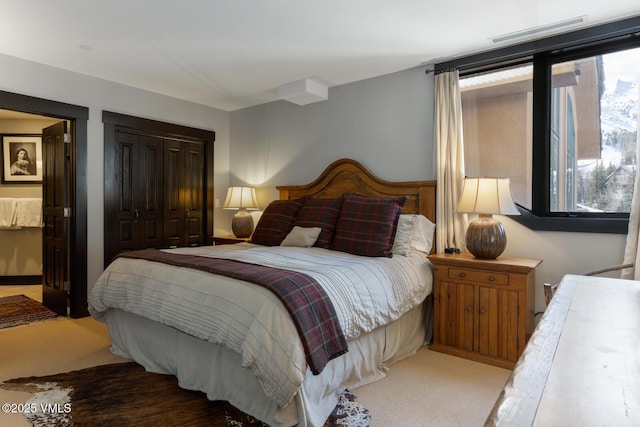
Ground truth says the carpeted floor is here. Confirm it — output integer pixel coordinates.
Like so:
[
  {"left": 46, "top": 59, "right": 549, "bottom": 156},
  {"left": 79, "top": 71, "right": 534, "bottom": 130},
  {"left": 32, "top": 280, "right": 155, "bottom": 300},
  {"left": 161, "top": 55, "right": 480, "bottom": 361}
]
[
  {"left": 0, "top": 295, "right": 58, "bottom": 329},
  {"left": 1, "top": 362, "right": 369, "bottom": 427}
]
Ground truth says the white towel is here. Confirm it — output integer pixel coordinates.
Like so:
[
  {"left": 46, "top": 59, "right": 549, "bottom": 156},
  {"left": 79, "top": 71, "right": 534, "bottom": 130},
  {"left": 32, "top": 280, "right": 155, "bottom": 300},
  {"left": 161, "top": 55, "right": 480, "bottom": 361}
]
[
  {"left": 0, "top": 198, "right": 17, "bottom": 228},
  {"left": 14, "top": 198, "right": 42, "bottom": 227}
]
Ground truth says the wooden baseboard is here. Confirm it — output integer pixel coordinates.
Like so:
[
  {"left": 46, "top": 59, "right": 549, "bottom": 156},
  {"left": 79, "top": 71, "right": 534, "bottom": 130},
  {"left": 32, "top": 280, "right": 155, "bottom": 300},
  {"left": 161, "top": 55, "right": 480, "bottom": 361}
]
[{"left": 0, "top": 275, "right": 42, "bottom": 285}]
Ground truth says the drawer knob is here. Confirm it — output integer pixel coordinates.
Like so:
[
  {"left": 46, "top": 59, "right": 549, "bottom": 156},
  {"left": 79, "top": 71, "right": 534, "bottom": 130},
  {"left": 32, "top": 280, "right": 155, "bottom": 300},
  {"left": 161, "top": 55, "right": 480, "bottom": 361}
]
[
  {"left": 458, "top": 272, "right": 466, "bottom": 278},
  {"left": 488, "top": 276, "right": 495, "bottom": 281},
  {"left": 466, "top": 306, "right": 473, "bottom": 312}
]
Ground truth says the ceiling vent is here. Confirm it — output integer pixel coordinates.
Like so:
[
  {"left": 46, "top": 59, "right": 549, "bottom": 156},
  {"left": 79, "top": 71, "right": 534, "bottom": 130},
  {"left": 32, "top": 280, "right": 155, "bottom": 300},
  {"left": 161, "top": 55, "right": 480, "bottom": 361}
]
[
  {"left": 278, "top": 78, "right": 328, "bottom": 105},
  {"left": 491, "top": 15, "right": 587, "bottom": 43}
]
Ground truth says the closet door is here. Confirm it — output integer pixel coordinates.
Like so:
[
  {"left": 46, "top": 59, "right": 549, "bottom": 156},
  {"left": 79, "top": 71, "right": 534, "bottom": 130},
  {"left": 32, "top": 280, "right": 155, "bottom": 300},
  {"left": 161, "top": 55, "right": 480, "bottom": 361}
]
[
  {"left": 103, "top": 112, "right": 214, "bottom": 267},
  {"left": 164, "top": 139, "right": 185, "bottom": 248},
  {"left": 105, "top": 130, "right": 163, "bottom": 262},
  {"left": 183, "top": 141, "right": 205, "bottom": 247},
  {"left": 136, "top": 135, "right": 164, "bottom": 249},
  {"left": 164, "top": 139, "right": 206, "bottom": 248}
]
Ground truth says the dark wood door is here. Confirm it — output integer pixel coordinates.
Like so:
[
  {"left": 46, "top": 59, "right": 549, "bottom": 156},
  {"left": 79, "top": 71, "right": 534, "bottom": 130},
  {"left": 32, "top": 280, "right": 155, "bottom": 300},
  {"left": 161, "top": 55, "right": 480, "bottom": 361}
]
[
  {"left": 137, "top": 135, "right": 164, "bottom": 249},
  {"left": 182, "top": 141, "right": 205, "bottom": 247},
  {"left": 164, "top": 139, "right": 186, "bottom": 248},
  {"left": 42, "top": 121, "right": 68, "bottom": 316},
  {"left": 106, "top": 130, "right": 163, "bottom": 262},
  {"left": 103, "top": 112, "right": 214, "bottom": 266},
  {"left": 109, "top": 130, "right": 137, "bottom": 258},
  {"left": 164, "top": 139, "right": 206, "bottom": 248}
]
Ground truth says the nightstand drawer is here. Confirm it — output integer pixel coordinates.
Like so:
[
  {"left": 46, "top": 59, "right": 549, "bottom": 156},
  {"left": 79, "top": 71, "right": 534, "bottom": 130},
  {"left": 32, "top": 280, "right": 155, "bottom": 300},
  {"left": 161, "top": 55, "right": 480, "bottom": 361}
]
[{"left": 448, "top": 268, "right": 509, "bottom": 286}]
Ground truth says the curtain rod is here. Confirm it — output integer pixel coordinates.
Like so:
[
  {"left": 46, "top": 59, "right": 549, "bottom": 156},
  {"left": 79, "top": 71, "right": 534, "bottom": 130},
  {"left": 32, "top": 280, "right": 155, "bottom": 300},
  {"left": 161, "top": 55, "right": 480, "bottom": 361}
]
[{"left": 425, "top": 68, "right": 457, "bottom": 75}]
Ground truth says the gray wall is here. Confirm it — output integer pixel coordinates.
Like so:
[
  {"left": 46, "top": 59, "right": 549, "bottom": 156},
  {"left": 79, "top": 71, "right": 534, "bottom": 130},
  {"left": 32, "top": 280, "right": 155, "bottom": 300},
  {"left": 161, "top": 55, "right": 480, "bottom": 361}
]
[{"left": 230, "top": 67, "right": 435, "bottom": 203}]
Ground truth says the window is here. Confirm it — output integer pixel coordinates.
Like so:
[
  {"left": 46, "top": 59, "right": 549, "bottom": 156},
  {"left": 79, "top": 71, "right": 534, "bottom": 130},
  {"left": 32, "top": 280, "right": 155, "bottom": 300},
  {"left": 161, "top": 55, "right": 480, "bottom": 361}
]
[
  {"left": 460, "top": 64, "right": 533, "bottom": 210},
  {"left": 549, "top": 52, "right": 637, "bottom": 215},
  {"left": 447, "top": 17, "right": 640, "bottom": 233}
]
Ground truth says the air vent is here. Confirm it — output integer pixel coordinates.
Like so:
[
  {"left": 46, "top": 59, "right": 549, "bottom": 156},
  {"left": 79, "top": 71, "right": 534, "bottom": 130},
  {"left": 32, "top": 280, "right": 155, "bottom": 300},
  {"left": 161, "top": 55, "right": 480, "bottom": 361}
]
[{"left": 491, "top": 15, "right": 587, "bottom": 43}]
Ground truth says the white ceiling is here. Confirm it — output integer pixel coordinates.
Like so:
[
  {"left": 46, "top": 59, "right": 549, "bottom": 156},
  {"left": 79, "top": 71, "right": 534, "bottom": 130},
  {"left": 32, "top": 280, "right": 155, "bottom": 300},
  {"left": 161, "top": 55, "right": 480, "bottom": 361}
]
[{"left": 1, "top": 1, "right": 638, "bottom": 111}]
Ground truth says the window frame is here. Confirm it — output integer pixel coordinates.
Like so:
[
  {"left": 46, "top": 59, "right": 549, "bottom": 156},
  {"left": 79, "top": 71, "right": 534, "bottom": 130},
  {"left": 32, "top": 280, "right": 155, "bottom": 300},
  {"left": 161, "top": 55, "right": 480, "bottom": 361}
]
[{"left": 435, "top": 16, "right": 640, "bottom": 234}]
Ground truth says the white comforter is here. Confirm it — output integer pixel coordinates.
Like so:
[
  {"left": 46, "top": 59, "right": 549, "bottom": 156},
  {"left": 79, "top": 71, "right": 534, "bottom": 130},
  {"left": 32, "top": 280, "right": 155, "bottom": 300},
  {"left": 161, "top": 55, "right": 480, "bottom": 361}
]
[{"left": 88, "top": 244, "right": 432, "bottom": 407}]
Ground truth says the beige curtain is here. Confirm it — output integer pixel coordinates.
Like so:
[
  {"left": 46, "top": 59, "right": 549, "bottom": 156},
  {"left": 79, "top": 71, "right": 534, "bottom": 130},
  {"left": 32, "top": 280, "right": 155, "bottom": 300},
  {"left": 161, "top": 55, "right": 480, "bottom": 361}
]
[
  {"left": 621, "top": 101, "right": 640, "bottom": 279},
  {"left": 434, "top": 70, "right": 468, "bottom": 253}
]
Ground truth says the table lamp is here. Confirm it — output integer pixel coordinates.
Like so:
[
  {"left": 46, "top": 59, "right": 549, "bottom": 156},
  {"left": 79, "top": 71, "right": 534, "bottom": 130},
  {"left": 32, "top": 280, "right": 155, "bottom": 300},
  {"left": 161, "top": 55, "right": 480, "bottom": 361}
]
[
  {"left": 223, "top": 186, "right": 259, "bottom": 238},
  {"left": 456, "top": 178, "right": 520, "bottom": 259}
]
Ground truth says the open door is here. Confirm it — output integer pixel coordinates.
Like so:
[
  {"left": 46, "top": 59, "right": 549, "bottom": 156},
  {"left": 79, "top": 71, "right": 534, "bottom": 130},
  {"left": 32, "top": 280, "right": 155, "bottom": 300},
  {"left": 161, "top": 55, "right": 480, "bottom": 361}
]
[{"left": 42, "top": 121, "right": 68, "bottom": 315}]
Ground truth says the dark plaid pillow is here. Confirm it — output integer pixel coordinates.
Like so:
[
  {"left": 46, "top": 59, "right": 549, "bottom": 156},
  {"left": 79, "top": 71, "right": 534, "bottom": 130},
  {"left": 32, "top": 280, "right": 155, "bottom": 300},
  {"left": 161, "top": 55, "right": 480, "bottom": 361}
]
[
  {"left": 294, "top": 198, "right": 344, "bottom": 248},
  {"left": 251, "top": 198, "right": 305, "bottom": 246},
  {"left": 331, "top": 193, "right": 407, "bottom": 257}
]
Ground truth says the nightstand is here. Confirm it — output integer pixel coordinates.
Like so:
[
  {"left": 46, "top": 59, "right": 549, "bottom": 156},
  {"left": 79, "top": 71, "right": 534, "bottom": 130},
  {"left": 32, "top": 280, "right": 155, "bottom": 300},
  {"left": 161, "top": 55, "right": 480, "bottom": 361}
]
[
  {"left": 211, "top": 235, "right": 251, "bottom": 245},
  {"left": 428, "top": 253, "right": 541, "bottom": 369}
]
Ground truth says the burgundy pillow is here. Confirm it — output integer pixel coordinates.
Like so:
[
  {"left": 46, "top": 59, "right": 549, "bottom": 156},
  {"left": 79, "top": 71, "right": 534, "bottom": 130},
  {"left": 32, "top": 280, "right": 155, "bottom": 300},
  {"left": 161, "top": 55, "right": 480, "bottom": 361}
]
[
  {"left": 294, "top": 198, "right": 344, "bottom": 248},
  {"left": 331, "top": 193, "right": 407, "bottom": 257},
  {"left": 251, "top": 198, "right": 305, "bottom": 246}
]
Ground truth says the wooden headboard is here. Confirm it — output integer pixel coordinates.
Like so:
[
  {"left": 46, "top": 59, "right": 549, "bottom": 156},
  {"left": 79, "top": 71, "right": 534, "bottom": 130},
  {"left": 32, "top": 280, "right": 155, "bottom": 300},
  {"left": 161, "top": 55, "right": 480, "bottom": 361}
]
[{"left": 276, "top": 158, "right": 436, "bottom": 225}]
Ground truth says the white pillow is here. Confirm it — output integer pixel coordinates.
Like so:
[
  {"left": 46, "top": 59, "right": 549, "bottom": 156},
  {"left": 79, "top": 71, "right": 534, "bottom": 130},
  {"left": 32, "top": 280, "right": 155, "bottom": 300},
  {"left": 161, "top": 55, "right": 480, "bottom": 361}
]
[
  {"left": 391, "top": 214, "right": 435, "bottom": 255},
  {"left": 411, "top": 214, "right": 436, "bottom": 254},
  {"left": 391, "top": 214, "right": 417, "bottom": 256},
  {"left": 280, "top": 226, "right": 322, "bottom": 247}
]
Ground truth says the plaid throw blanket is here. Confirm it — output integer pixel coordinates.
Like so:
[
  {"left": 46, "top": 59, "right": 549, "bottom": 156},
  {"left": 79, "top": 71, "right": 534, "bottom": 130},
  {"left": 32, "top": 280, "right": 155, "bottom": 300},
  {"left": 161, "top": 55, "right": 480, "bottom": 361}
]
[{"left": 116, "top": 248, "right": 348, "bottom": 374}]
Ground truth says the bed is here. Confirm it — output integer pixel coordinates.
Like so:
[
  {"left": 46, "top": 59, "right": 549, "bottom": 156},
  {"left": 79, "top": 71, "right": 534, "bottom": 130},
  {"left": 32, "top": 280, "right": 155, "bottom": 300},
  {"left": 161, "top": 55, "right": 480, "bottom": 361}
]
[{"left": 89, "top": 158, "right": 437, "bottom": 426}]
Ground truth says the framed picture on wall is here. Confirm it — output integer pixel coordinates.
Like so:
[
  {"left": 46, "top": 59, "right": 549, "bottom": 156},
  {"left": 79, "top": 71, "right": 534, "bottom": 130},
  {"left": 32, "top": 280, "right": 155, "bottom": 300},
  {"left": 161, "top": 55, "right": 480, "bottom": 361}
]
[{"left": 1, "top": 134, "right": 43, "bottom": 183}]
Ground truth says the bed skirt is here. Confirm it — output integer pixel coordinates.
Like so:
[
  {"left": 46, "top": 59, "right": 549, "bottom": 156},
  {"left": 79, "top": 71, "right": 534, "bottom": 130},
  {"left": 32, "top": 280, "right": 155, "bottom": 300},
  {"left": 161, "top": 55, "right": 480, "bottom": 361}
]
[{"left": 103, "top": 298, "right": 431, "bottom": 427}]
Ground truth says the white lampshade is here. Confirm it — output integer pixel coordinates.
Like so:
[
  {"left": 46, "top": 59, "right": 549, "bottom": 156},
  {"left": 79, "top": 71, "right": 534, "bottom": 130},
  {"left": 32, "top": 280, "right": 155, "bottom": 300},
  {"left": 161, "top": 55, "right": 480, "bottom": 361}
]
[
  {"left": 456, "top": 178, "right": 520, "bottom": 215},
  {"left": 223, "top": 187, "right": 259, "bottom": 210}
]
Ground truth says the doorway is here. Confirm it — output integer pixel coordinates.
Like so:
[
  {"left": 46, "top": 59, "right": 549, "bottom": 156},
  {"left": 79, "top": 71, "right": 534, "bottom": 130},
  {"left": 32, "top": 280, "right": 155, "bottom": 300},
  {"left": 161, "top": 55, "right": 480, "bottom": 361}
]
[{"left": 0, "top": 90, "right": 88, "bottom": 318}]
